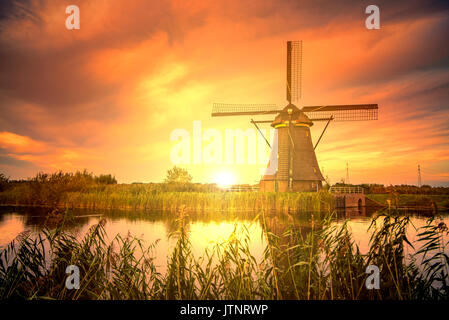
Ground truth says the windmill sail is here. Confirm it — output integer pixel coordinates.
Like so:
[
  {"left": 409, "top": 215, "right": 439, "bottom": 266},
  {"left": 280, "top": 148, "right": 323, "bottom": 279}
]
[
  {"left": 303, "top": 104, "right": 378, "bottom": 121},
  {"left": 211, "top": 103, "right": 281, "bottom": 116},
  {"left": 286, "top": 41, "right": 302, "bottom": 103}
]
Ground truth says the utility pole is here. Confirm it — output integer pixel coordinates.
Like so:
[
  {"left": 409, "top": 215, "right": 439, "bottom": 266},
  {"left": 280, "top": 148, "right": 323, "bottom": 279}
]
[
  {"left": 418, "top": 164, "right": 422, "bottom": 187},
  {"left": 346, "top": 162, "right": 350, "bottom": 185}
]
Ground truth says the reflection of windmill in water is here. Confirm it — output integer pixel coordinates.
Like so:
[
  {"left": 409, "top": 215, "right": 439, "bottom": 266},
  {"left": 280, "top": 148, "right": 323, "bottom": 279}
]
[{"left": 212, "top": 41, "right": 378, "bottom": 192}]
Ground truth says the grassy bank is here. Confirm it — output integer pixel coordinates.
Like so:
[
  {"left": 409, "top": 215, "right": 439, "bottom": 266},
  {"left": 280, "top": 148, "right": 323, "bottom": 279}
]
[
  {"left": 0, "top": 182, "right": 335, "bottom": 213},
  {"left": 1, "top": 211, "right": 448, "bottom": 300},
  {"left": 63, "top": 188, "right": 335, "bottom": 213},
  {"left": 367, "top": 194, "right": 449, "bottom": 209}
]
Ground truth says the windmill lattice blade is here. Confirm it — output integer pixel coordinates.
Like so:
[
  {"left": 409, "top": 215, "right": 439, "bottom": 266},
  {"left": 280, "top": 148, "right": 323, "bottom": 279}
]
[
  {"left": 303, "top": 104, "right": 378, "bottom": 121},
  {"left": 211, "top": 103, "right": 281, "bottom": 116},
  {"left": 286, "top": 41, "right": 302, "bottom": 103}
]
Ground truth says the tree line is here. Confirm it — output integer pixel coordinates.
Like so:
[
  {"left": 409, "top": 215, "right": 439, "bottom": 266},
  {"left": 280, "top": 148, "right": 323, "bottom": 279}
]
[{"left": 333, "top": 182, "right": 449, "bottom": 195}]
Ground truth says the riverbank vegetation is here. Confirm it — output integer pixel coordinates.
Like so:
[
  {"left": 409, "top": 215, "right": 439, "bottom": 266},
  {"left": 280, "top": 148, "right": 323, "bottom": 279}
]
[
  {"left": 0, "top": 170, "right": 334, "bottom": 213},
  {"left": 0, "top": 211, "right": 447, "bottom": 300},
  {"left": 367, "top": 194, "right": 449, "bottom": 209},
  {"left": 0, "top": 183, "right": 334, "bottom": 213},
  {"left": 1, "top": 169, "right": 448, "bottom": 213},
  {"left": 337, "top": 182, "right": 449, "bottom": 195}
]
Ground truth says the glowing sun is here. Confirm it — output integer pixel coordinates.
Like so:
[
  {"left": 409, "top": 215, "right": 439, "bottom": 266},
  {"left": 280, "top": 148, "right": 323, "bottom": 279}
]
[{"left": 213, "top": 171, "right": 236, "bottom": 188}]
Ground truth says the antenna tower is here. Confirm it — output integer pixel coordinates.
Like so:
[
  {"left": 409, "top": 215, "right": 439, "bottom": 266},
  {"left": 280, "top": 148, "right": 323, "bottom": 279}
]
[
  {"left": 346, "top": 162, "right": 350, "bottom": 185},
  {"left": 418, "top": 164, "right": 422, "bottom": 187}
]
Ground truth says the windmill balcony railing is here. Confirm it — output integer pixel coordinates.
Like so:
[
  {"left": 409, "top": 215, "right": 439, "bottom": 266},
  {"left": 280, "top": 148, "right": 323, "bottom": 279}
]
[
  {"left": 223, "top": 185, "right": 260, "bottom": 192},
  {"left": 329, "top": 186, "right": 364, "bottom": 194}
]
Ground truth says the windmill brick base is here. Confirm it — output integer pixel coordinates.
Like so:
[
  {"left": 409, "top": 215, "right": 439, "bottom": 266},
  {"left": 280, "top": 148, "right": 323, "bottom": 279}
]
[{"left": 259, "top": 179, "right": 322, "bottom": 192}]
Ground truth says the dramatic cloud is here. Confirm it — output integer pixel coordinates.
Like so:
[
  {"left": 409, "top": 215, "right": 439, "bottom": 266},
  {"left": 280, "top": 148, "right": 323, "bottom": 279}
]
[{"left": 0, "top": 0, "right": 448, "bottom": 185}]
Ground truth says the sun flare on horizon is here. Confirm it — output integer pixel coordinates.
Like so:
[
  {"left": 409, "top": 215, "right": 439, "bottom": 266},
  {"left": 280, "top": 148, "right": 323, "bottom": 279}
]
[{"left": 213, "top": 171, "right": 237, "bottom": 188}]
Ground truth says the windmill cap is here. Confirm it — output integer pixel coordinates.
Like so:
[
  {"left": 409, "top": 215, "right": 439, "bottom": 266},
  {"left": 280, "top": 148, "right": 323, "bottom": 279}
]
[{"left": 271, "top": 104, "right": 313, "bottom": 127}]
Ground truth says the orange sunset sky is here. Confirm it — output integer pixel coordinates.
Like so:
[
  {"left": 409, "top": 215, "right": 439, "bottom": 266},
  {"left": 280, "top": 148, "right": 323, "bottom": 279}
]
[{"left": 0, "top": 0, "right": 448, "bottom": 186}]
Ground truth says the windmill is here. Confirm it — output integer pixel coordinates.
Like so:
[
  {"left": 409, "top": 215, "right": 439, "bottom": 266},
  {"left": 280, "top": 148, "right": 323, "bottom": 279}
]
[{"left": 211, "top": 41, "right": 378, "bottom": 192}]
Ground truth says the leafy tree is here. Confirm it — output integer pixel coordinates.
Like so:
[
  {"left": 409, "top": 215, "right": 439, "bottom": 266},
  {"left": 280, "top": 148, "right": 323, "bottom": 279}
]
[
  {"left": 95, "top": 174, "right": 117, "bottom": 185},
  {"left": 164, "top": 166, "right": 192, "bottom": 184},
  {"left": 0, "top": 173, "right": 9, "bottom": 192}
]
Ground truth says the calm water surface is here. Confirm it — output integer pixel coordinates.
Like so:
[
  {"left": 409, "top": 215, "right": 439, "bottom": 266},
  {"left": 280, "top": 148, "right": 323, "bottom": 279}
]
[{"left": 0, "top": 206, "right": 448, "bottom": 273}]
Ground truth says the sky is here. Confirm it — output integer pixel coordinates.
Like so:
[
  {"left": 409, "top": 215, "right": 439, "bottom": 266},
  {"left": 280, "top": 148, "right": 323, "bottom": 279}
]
[{"left": 0, "top": 0, "right": 448, "bottom": 186}]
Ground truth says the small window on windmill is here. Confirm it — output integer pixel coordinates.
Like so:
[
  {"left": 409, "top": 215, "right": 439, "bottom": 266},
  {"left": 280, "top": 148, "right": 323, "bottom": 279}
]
[
  {"left": 313, "top": 167, "right": 317, "bottom": 173},
  {"left": 306, "top": 131, "right": 309, "bottom": 137}
]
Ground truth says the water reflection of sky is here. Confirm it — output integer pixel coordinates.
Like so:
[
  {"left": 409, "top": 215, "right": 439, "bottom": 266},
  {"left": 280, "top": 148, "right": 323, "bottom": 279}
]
[
  {"left": 0, "top": 207, "right": 448, "bottom": 275},
  {"left": 0, "top": 208, "right": 267, "bottom": 273},
  {"left": 332, "top": 213, "right": 449, "bottom": 275}
]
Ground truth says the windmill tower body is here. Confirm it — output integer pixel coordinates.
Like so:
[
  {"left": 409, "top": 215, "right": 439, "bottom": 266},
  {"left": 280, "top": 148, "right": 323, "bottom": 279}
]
[{"left": 260, "top": 105, "right": 324, "bottom": 192}]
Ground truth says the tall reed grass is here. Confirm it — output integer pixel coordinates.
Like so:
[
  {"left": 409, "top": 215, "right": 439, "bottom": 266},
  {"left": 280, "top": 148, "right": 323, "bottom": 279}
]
[
  {"left": 1, "top": 210, "right": 447, "bottom": 300},
  {"left": 0, "top": 182, "right": 336, "bottom": 213},
  {"left": 62, "top": 189, "right": 334, "bottom": 213}
]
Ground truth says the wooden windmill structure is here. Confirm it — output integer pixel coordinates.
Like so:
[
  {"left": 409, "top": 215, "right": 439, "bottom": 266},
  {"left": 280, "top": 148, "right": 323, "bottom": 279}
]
[{"left": 211, "top": 41, "right": 378, "bottom": 192}]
